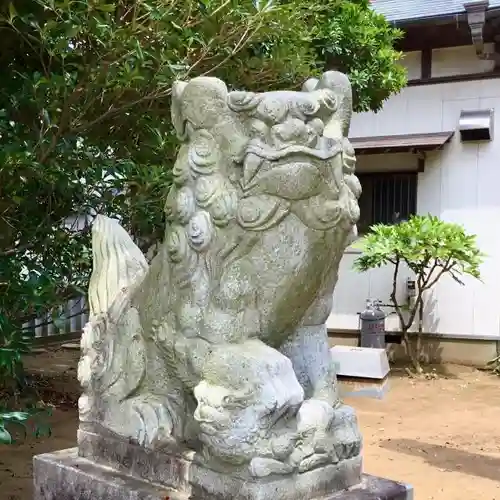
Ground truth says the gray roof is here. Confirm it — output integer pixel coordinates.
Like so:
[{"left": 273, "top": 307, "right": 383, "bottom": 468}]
[{"left": 371, "top": 0, "right": 500, "bottom": 23}]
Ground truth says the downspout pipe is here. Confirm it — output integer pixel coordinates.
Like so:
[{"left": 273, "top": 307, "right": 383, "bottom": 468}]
[{"left": 464, "top": 0, "right": 500, "bottom": 64}]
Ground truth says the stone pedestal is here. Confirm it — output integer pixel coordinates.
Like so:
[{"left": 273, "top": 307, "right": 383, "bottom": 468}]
[
  {"left": 41, "top": 429, "right": 362, "bottom": 500},
  {"left": 34, "top": 447, "right": 413, "bottom": 500}
]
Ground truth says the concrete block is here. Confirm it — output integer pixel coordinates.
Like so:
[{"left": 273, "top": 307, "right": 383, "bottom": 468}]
[
  {"left": 338, "top": 376, "right": 390, "bottom": 400},
  {"left": 331, "top": 346, "right": 390, "bottom": 379}
]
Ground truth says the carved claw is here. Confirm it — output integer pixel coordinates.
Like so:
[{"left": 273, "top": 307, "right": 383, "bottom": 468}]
[
  {"left": 298, "top": 453, "right": 331, "bottom": 473},
  {"left": 332, "top": 430, "right": 362, "bottom": 461},
  {"left": 130, "top": 397, "right": 175, "bottom": 449}
]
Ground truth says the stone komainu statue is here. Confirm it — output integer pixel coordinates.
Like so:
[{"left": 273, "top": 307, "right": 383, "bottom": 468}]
[{"left": 78, "top": 71, "right": 363, "bottom": 495}]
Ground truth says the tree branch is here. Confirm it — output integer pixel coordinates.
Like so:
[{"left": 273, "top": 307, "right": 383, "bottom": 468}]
[
  {"left": 389, "top": 256, "right": 407, "bottom": 330},
  {"left": 37, "top": 86, "right": 85, "bottom": 164},
  {"left": 423, "top": 257, "right": 453, "bottom": 291},
  {"left": 0, "top": 241, "right": 35, "bottom": 257},
  {"left": 71, "top": 88, "right": 172, "bottom": 135}
]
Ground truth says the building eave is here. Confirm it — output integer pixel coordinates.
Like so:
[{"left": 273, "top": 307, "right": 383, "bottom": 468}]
[
  {"left": 372, "top": 0, "right": 500, "bottom": 27},
  {"left": 350, "top": 131, "right": 454, "bottom": 155}
]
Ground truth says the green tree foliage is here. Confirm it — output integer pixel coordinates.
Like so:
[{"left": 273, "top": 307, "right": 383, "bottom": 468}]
[
  {"left": 0, "top": 0, "right": 406, "bottom": 348},
  {"left": 354, "top": 215, "right": 483, "bottom": 373},
  {"left": 0, "top": 408, "right": 52, "bottom": 444}
]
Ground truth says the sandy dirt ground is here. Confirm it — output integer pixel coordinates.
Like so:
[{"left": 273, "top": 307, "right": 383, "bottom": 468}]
[{"left": 1, "top": 347, "right": 500, "bottom": 500}]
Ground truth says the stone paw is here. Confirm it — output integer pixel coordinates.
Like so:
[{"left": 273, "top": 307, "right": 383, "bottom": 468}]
[
  {"left": 289, "top": 399, "right": 361, "bottom": 471},
  {"left": 296, "top": 399, "right": 335, "bottom": 435},
  {"left": 249, "top": 457, "right": 294, "bottom": 477},
  {"left": 331, "top": 406, "right": 362, "bottom": 460}
]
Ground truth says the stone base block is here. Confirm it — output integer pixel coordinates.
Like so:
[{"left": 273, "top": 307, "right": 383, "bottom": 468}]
[
  {"left": 33, "top": 448, "right": 183, "bottom": 500},
  {"left": 75, "top": 429, "right": 362, "bottom": 499},
  {"left": 34, "top": 448, "right": 413, "bottom": 500}
]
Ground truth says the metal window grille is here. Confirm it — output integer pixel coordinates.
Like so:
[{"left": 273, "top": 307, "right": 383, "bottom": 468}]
[{"left": 357, "top": 173, "right": 417, "bottom": 234}]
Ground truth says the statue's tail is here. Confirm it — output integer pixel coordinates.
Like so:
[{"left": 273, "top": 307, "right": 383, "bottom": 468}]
[
  {"left": 88, "top": 215, "right": 149, "bottom": 317},
  {"left": 79, "top": 216, "right": 150, "bottom": 426}
]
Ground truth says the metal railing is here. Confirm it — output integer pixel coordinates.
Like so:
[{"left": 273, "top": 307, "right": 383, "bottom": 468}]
[{"left": 22, "top": 297, "right": 89, "bottom": 338}]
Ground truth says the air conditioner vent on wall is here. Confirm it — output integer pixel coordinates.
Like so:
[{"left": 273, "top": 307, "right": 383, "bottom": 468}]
[{"left": 459, "top": 109, "right": 494, "bottom": 142}]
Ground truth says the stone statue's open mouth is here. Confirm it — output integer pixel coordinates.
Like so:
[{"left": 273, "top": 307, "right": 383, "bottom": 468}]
[{"left": 246, "top": 138, "right": 341, "bottom": 162}]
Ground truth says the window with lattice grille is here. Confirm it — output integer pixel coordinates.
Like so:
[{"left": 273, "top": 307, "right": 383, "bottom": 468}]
[{"left": 356, "top": 172, "right": 417, "bottom": 235}]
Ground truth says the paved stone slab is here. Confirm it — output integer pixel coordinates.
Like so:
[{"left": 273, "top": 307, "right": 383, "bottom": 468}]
[
  {"left": 34, "top": 448, "right": 412, "bottom": 500},
  {"left": 331, "top": 346, "right": 390, "bottom": 379},
  {"left": 61, "top": 343, "right": 81, "bottom": 350}
]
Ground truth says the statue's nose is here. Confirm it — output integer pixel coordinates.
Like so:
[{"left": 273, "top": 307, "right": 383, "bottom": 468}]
[{"left": 194, "top": 403, "right": 220, "bottom": 423}]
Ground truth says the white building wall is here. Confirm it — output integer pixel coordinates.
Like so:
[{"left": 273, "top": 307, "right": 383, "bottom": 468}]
[
  {"left": 328, "top": 46, "right": 500, "bottom": 339},
  {"left": 432, "top": 44, "right": 495, "bottom": 78},
  {"left": 400, "top": 50, "right": 421, "bottom": 80}
]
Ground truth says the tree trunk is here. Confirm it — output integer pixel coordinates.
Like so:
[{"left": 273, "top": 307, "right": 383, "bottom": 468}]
[{"left": 402, "top": 330, "right": 423, "bottom": 374}]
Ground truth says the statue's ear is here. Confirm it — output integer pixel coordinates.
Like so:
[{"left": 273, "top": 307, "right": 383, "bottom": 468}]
[
  {"left": 317, "top": 71, "right": 353, "bottom": 137},
  {"left": 174, "top": 77, "right": 228, "bottom": 132},
  {"left": 302, "top": 77, "right": 319, "bottom": 93},
  {"left": 171, "top": 80, "right": 188, "bottom": 141}
]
